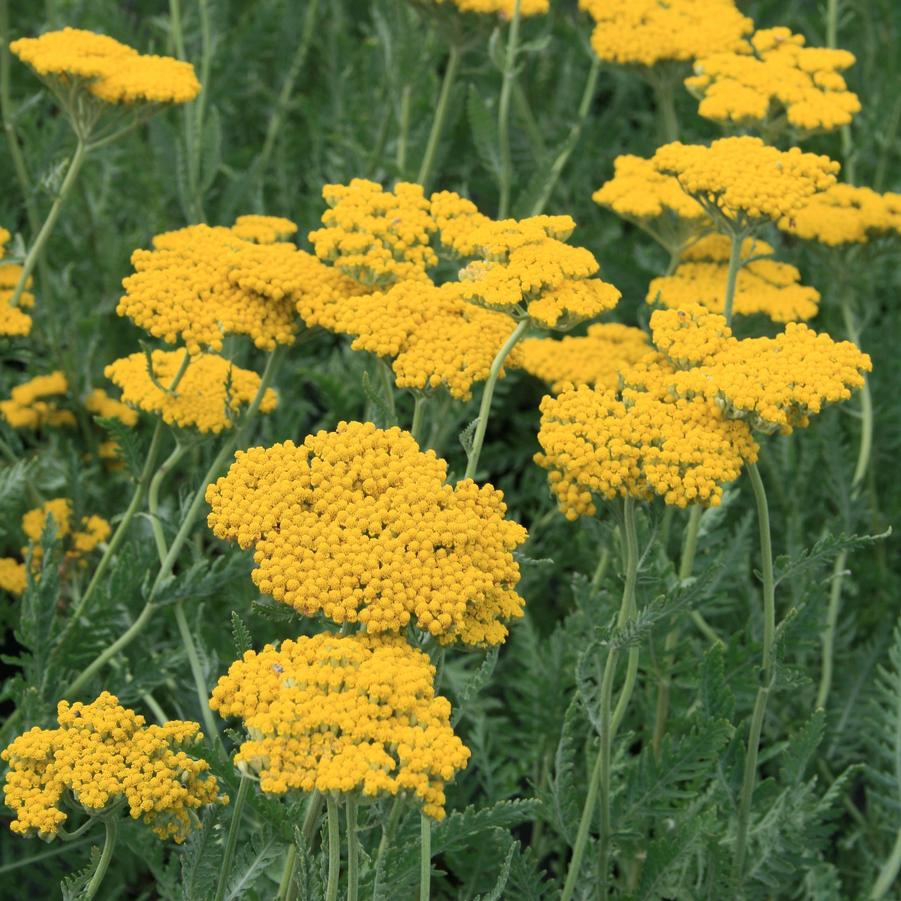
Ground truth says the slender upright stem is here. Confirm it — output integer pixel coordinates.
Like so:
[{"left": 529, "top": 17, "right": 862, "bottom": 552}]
[
  {"left": 85, "top": 817, "right": 118, "bottom": 901},
  {"left": 8, "top": 137, "right": 88, "bottom": 310},
  {"left": 213, "top": 774, "right": 252, "bottom": 901},
  {"left": 816, "top": 549, "right": 847, "bottom": 709},
  {"left": 174, "top": 601, "right": 221, "bottom": 746},
  {"left": 276, "top": 846, "right": 297, "bottom": 901},
  {"left": 325, "top": 796, "right": 341, "bottom": 901},
  {"left": 148, "top": 440, "right": 188, "bottom": 561},
  {"left": 871, "top": 828, "right": 901, "bottom": 900},
  {"left": 372, "top": 795, "right": 405, "bottom": 898},
  {"left": 411, "top": 394, "right": 427, "bottom": 445},
  {"left": 420, "top": 813, "right": 432, "bottom": 901},
  {"left": 528, "top": 57, "right": 600, "bottom": 216},
  {"left": 561, "top": 497, "right": 640, "bottom": 901},
  {"left": 496, "top": 0, "right": 522, "bottom": 218},
  {"left": 723, "top": 230, "right": 744, "bottom": 327},
  {"left": 346, "top": 798, "right": 359, "bottom": 901},
  {"left": 651, "top": 72, "right": 680, "bottom": 143},
  {"left": 464, "top": 319, "right": 529, "bottom": 480},
  {"left": 396, "top": 84, "right": 412, "bottom": 175},
  {"left": 733, "top": 462, "right": 776, "bottom": 887},
  {"left": 379, "top": 359, "right": 398, "bottom": 426},
  {"left": 417, "top": 43, "right": 461, "bottom": 191},
  {"left": 61, "top": 349, "right": 282, "bottom": 699}
]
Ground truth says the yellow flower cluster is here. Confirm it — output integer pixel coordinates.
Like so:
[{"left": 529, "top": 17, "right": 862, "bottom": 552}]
[
  {"left": 535, "top": 359, "right": 757, "bottom": 518},
  {"left": 432, "top": 0, "right": 548, "bottom": 15},
  {"left": 1, "top": 693, "right": 224, "bottom": 841},
  {"left": 10, "top": 28, "right": 200, "bottom": 106},
  {"left": 209, "top": 633, "right": 470, "bottom": 819},
  {"left": 206, "top": 421, "right": 527, "bottom": 645},
  {"left": 1, "top": 231, "right": 34, "bottom": 337},
  {"left": 104, "top": 350, "right": 277, "bottom": 434},
  {"left": 444, "top": 214, "right": 621, "bottom": 328},
  {"left": 0, "top": 558, "right": 26, "bottom": 595},
  {"left": 21, "top": 498, "right": 111, "bottom": 561},
  {"left": 84, "top": 387, "right": 139, "bottom": 426},
  {"left": 578, "top": 0, "right": 752, "bottom": 67},
  {"left": 653, "top": 137, "right": 840, "bottom": 229},
  {"left": 118, "top": 219, "right": 305, "bottom": 354},
  {"left": 647, "top": 236, "right": 820, "bottom": 323},
  {"left": 781, "top": 183, "right": 901, "bottom": 245},
  {"left": 320, "top": 279, "right": 522, "bottom": 400},
  {"left": 310, "top": 180, "right": 437, "bottom": 286},
  {"left": 519, "top": 323, "right": 651, "bottom": 393},
  {"left": 650, "top": 305, "right": 872, "bottom": 433},
  {"left": 592, "top": 154, "right": 710, "bottom": 250},
  {"left": 0, "top": 371, "right": 75, "bottom": 430},
  {"left": 687, "top": 28, "right": 860, "bottom": 133}
]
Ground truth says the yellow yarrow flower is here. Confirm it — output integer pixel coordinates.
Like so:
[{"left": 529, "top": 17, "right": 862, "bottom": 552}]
[
  {"left": 780, "top": 183, "right": 901, "bottom": 245},
  {"left": 310, "top": 179, "right": 438, "bottom": 286},
  {"left": 118, "top": 220, "right": 306, "bottom": 354},
  {"left": 519, "top": 323, "right": 651, "bottom": 394},
  {"left": 430, "top": 0, "right": 548, "bottom": 16},
  {"left": 230, "top": 215, "right": 299, "bottom": 244},
  {"left": 0, "top": 558, "right": 26, "bottom": 596},
  {"left": 0, "top": 371, "right": 75, "bottom": 430},
  {"left": 1, "top": 692, "right": 225, "bottom": 841},
  {"left": 84, "top": 387, "right": 139, "bottom": 426},
  {"left": 653, "top": 136, "right": 839, "bottom": 231},
  {"left": 578, "top": 0, "right": 752, "bottom": 67},
  {"left": 206, "top": 421, "right": 527, "bottom": 646},
  {"left": 535, "top": 359, "right": 758, "bottom": 519},
  {"left": 0, "top": 260, "right": 34, "bottom": 337},
  {"left": 210, "top": 633, "right": 470, "bottom": 820},
  {"left": 21, "top": 498, "right": 111, "bottom": 562},
  {"left": 687, "top": 27, "right": 860, "bottom": 134},
  {"left": 647, "top": 235, "right": 820, "bottom": 323},
  {"left": 323, "top": 278, "right": 524, "bottom": 400},
  {"left": 104, "top": 350, "right": 278, "bottom": 434},
  {"left": 650, "top": 305, "right": 872, "bottom": 434},
  {"left": 10, "top": 27, "right": 200, "bottom": 106},
  {"left": 592, "top": 154, "right": 711, "bottom": 252}
]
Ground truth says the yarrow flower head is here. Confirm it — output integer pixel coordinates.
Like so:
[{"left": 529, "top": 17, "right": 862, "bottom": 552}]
[
  {"left": 592, "top": 154, "right": 711, "bottom": 253},
  {"left": 0, "top": 558, "right": 26, "bottom": 596},
  {"left": 206, "top": 421, "right": 527, "bottom": 646},
  {"left": 780, "top": 183, "right": 901, "bottom": 246},
  {"left": 436, "top": 206, "right": 621, "bottom": 329},
  {"left": 0, "top": 371, "right": 75, "bottom": 430},
  {"left": 1, "top": 692, "right": 225, "bottom": 841},
  {"left": 429, "top": 0, "right": 548, "bottom": 16},
  {"left": 1, "top": 229, "right": 34, "bottom": 337},
  {"left": 650, "top": 305, "right": 873, "bottom": 433},
  {"left": 578, "top": 0, "right": 752, "bottom": 67},
  {"left": 21, "top": 497, "right": 111, "bottom": 562},
  {"left": 652, "top": 136, "right": 840, "bottom": 231},
  {"left": 535, "top": 358, "right": 758, "bottom": 518},
  {"left": 647, "top": 235, "right": 820, "bottom": 323},
  {"left": 118, "top": 218, "right": 308, "bottom": 354},
  {"left": 687, "top": 27, "right": 861, "bottom": 134},
  {"left": 10, "top": 28, "right": 200, "bottom": 106},
  {"left": 317, "top": 278, "right": 523, "bottom": 400},
  {"left": 210, "top": 633, "right": 470, "bottom": 819},
  {"left": 519, "top": 323, "right": 651, "bottom": 394},
  {"left": 104, "top": 350, "right": 278, "bottom": 434},
  {"left": 309, "top": 180, "right": 438, "bottom": 286}
]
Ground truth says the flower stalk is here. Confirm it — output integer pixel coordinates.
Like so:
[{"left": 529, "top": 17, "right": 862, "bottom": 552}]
[
  {"left": 496, "top": 0, "right": 522, "bottom": 218},
  {"left": 213, "top": 773, "right": 252, "bottom": 901}
]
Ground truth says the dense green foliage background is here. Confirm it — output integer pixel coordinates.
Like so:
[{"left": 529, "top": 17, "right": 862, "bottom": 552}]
[{"left": 1, "top": 0, "right": 900, "bottom": 898}]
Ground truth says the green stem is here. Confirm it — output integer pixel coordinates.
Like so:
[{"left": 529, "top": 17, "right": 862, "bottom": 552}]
[
  {"left": 372, "top": 795, "right": 405, "bottom": 898},
  {"left": 325, "top": 796, "right": 341, "bottom": 901},
  {"left": 148, "top": 440, "right": 189, "bottom": 562},
  {"left": 496, "top": 0, "right": 522, "bottom": 218},
  {"left": 0, "top": 837, "right": 91, "bottom": 874},
  {"left": 411, "top": 394, "right": 427, "bottom": 445},
  {"left": 169, "top": 0, "right": 186, "bottom": 59},
  {"left": 379, "top": 359, "right": 398, "bottom": 426},
  {"left": 213, "top": 774, "right": 252, "bottom": 901},
  {"left": 85, "top": 817, "right": 118, "bottom": 901},
  {"left": 871, "top": 825, "right": 901, "bottom": 899},
  {"left": 396, "top": 84, "right": 412, "bottom": 175},
  {"left": 841, "top": 301, "right": 871, "bottom": 491},
  {"left": 463, "top": 319, "right": 529, "bottom": 480},
  {"left": 61, "top": 349, "right": 282, "bottom": 699},
  {"left": 816, "top": 549, "right": 847, "bottom": 709},
  {"left": 651, "top": 71, "right": 680, "bottom": 143},
  {"left": 723, "top": 230, "right": 744, "bottom": 326},
  {"left": 276, "top": 846, "right": 297, "bottom": 901},
  {"left": 8, "top": 136, "right": 88, "bottom": 310},
  {"left": 174, "top": 600, "right": 221, "bottom": 746},
  {"left": 346, "top": 797, "right": 359, "bottom": 901},
  {"left": 420, "top": 812, "right": 431, "bottom": 901},
  {"left": 529, "top": 56, "right": 600, "bottom": 216},
  {"left": 417, "top": 43, "right": 461, "bottom": 190},
  {"left": 732, "top": 462, "right": 776, "bottom": 888},
  {"left": 561, "top": 496, "right": 640, "bottom": 901}
]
